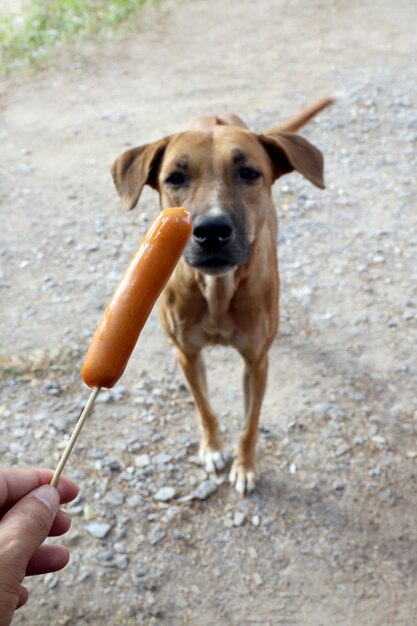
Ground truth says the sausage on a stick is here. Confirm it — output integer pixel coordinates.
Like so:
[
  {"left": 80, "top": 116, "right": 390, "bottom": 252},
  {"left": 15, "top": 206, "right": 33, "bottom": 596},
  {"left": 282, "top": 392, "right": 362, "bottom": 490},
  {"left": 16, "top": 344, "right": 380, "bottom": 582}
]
[{"left": 51, "top": 207, "right": 191, "bottom": 486}]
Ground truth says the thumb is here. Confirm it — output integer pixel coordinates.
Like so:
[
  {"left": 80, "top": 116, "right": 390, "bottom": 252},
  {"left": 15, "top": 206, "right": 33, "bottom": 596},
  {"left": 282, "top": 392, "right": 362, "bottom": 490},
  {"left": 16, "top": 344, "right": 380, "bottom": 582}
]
[{"left": 0, "top": 485, "right": 60, "bottom": 622}]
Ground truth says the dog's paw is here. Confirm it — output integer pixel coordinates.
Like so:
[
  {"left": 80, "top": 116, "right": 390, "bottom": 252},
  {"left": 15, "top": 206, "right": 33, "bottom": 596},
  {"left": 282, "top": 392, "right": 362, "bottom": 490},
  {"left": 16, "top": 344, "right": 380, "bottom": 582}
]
[
  {"left": 199, "top": 447, "right": 228, "bottom": 474},
  {"left": 229, "top": 460, "right": 256, "bottom": 496}
]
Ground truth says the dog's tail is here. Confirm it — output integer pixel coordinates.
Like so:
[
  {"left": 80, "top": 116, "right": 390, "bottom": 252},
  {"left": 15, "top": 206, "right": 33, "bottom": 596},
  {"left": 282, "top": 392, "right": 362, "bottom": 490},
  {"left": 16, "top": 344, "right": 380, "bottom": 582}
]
[{"left": 277, "top": 97, "right": 334, "bottom": 133}]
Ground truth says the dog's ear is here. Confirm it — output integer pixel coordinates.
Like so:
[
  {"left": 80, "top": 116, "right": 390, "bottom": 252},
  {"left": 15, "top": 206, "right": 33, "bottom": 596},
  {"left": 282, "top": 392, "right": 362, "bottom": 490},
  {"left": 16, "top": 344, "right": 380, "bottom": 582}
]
[
  {"left": 111, "top": 136, "right": 170, "bottom": 211},
  {"left": 259, "top": 131, "right": 325, "bottom": 189}
]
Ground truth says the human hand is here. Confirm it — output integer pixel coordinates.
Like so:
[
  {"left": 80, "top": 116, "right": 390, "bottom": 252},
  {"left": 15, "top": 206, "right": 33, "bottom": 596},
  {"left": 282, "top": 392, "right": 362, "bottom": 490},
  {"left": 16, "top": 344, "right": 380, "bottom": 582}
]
[{"left": 0, "top": 468, "right": 79, "bottom": 626}]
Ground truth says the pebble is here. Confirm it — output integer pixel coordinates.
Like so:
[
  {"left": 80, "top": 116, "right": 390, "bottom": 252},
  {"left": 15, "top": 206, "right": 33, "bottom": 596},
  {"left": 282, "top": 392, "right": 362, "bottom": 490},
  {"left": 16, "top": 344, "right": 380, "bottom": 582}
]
[
  {"left": 154, "top": 487, "right": 176, "bottom": 502},
  {"left": 312, "top": 403, "right": 331, "bottom": 418},
  {"left": 85, "top": 523, "right": 112, "bottom": 539},
  {"left": 77, "top": 569, "right": 92, "bottom": 583},
  {"left": 101, "top": 555, "right": 129, "bottom": 570},
  {"left": 135, "top": 454, "right": 151, "bottom": 468},
  {"left": 153, "top": 452, "right": 173, "bottom": 466},
  {"left": 114, "top": 542, "right": 127, "bottom": 554},
  {"left": 17, "top": 163, "right": 33, "bottom": 174},
  {"left": 43, "top": 573, "right": 59, "bottom": 590},
  {"left": 163, "top": 506, "right": 180, "bottom": 523},
  {"left": 378, "top": 489, "right": 395, "bottom": 504},
  {"left": 233, "top": 512, "right": 246, "bottom": 527},
  {"left": 192, "top": 479, "right": 218, "bottom": 501},
  {"left": 97, "top": 550, "right": 113, "bottom": 562},
  {"left": 44, "top": 381, "right": 62, "bottom": 397},
  {"left": 148, "top": 526, "right": 167, "bottom": 546},
  {"left": 96, "top": 391, "right": 114, "bottom": 404},
  {"left": 127, "top": 495, "right": 142, "bottom": 508},
  {"left": 105, "top": 491, "right": 125, "bottom": 506}
]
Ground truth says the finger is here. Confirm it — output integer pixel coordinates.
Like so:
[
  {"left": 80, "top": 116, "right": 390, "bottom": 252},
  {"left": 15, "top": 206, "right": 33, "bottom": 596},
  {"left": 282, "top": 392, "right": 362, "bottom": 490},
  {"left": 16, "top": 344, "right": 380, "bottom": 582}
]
[
  {"left": 0, "top": 467, "right": 79, "bottom": 510},
  {"left": 16, "top": 585, "right": 29, "bottom": 609},
  {"left": 49, "top": 510, "right": 72, "bottom": 537},
  {"left": 0, "top": 485, "right": 60, "bottom": 571},
  {"left": 25, "top": 544, "right": 70, "bottom": 576},
  {"left": 0, "top": 486, "right": 59, "bottom": 625}
]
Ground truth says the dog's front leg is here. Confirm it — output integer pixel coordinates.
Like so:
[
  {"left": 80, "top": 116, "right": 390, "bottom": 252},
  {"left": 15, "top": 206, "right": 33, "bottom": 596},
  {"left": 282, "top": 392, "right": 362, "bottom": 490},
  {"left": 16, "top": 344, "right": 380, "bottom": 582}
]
[
  {"left": 175, "top": 348, "right": 227, "bottom": 473},
  {"left": 229, "top": 352, "right": 269, "bottom": 495}
]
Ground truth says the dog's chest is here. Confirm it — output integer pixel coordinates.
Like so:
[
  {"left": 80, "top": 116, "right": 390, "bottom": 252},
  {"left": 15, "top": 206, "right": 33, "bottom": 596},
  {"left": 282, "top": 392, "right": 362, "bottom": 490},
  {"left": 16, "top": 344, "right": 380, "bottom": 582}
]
[{"left": 194, "top": 273, "right": 237, "bottom": 345}]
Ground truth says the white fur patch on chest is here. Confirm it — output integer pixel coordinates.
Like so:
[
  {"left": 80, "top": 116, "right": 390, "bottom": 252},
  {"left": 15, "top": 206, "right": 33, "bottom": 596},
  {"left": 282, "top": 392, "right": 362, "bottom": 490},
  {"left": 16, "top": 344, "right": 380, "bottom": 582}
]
[
  {"left": 201, "top": 271, "right": 236, "bottom": 317},
  {"left": 197, "top": 271, "right": 238, "bottom": 342}
]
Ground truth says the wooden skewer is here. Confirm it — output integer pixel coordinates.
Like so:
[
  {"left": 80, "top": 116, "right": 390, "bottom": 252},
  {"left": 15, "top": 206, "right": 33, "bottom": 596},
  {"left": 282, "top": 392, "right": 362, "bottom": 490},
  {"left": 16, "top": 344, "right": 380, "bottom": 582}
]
[{"left": 50, "top": 386, "right": 101, "bottom": 487}]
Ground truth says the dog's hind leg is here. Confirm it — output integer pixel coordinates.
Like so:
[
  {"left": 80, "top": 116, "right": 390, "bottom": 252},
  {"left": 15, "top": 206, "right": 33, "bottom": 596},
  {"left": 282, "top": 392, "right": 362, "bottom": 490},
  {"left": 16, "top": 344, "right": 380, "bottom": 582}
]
[
  {"left": 175, "top": 348, "right": 227, "bottom": 473},
  {"left": 229, "top": 352, "right": 269, "bottom": 495}
]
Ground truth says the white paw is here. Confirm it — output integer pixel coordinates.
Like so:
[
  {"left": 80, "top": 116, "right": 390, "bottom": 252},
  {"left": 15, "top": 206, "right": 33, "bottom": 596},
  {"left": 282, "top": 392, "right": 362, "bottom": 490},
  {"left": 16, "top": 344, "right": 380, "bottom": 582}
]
[
  {"left": 229, "top": 461, "right": 256, "bottom": 496},
  {"left": 199, "top": 449, "right": 227, "bottom": 474}
]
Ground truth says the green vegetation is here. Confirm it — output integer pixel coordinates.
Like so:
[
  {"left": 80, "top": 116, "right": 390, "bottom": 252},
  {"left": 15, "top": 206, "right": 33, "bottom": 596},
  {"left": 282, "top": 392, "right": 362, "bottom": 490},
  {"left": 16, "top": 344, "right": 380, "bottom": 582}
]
[{"left": 0, "top": 0, "right": 150, "bottom": 73}]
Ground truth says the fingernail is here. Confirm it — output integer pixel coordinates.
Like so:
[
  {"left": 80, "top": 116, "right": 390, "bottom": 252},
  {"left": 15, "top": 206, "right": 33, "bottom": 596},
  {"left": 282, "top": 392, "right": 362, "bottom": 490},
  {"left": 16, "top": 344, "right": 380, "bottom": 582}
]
[{"left": 31, "top": 485, "right": 60, "bottom": 514}]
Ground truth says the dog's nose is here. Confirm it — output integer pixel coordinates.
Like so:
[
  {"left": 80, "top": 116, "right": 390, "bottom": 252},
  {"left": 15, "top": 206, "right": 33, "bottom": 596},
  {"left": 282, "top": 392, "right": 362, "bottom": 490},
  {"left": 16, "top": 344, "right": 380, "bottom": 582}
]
[{"left": 192, "top": 214, "right": 234, "bottom": 249}]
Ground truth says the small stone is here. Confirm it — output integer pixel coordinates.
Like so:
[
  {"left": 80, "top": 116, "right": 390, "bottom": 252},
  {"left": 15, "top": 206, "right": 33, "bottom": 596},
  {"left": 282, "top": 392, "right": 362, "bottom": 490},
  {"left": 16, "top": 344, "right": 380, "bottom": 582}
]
[
  {"left": 154, "top": 487, "right": 176, "bottom": 502},
  {"left": 127, "top": 494, "right": 142, "bottom": 507},
  {"left": 251, "top": 515, "right": 261, "bottom": 527},
  {"left": 96, "top": 391, "right": 113, "bottom": 404},
  {"left": 153, "top": 453, "right": 172, "bottom": 466},
  {"left": 312, "top": 403, "right": 331, "bottom": 417},
  {"left": 102, "top": 555, "right": 129, "bottom": 570},
  {"left": 44, "top": 381, "right": 62, "bottom": 397},
  {"left": 135, "top": 454, "right": 151, "bottom": 468},
  {"left": 148, "top": 526, "right": 167, "bottom": 546},
  {"left": 103, "top": 456, "right": 122, "bottom": 471},
  {"left": 378, "top": 489, "right": 395, "bottom": 504},
  {"left": 17, "top": 163, "right": 33, "bottom": 174},
  {"left": 369, "top": 414, "right": 385, "bottom": 423},
  {"left": 43, "top": 573, "right": 59, "bottom": 589},
  {"left": 105, "top": 491, "right": 125, "bottom": 506},
  {"left": 253, "top": 573, "right": 263, "bottom": 587},
  {"left": 233, "top": 511, "right": 246, "bottom": 527},
  {"left": 114, "top": 542, "right": 127, "bottom": 554},
  {"left": 77, "top": 568, "right": 91, "bottom": 583},
  {"left": 164, "top": 506, "right": 180, "bottom": 523},
  {"left": 371, "top": 435, "right": 387, "bottom": 446},
  {"left": 97, "top": 550, "right": 113, "bottom": 562},
  {"left": 111, "top": 385, "right": 126, "bottom": 401},
  {"left": 193, "top": 479, "right": 218, "bottom": 500},
  {"left": 85, "top": 522, "right": 111, "bottom": 539},
  {"left": 13, "top": 427, "right": 27, "bottom": 438}
]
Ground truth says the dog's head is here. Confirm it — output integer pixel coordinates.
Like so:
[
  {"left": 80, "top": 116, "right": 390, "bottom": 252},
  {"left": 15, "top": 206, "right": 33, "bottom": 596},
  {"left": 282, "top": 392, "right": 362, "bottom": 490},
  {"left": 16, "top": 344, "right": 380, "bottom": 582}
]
[{"left": 111, "top": 121, "right": 325, "bottom": 275}]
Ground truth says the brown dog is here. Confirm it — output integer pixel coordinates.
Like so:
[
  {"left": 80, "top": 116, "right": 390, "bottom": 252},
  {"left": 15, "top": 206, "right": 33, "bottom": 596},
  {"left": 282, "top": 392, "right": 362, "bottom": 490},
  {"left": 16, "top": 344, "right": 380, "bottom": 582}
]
[{"left": 111, "top": 98, "right": 332, "bottom": 494}]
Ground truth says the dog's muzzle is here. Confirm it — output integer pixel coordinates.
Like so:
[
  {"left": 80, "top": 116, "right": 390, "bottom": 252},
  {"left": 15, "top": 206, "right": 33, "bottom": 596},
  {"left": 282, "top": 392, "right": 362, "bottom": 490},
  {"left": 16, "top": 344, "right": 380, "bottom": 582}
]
[{"left": 184, "top": 213, "right": 251, "bottom": 275}]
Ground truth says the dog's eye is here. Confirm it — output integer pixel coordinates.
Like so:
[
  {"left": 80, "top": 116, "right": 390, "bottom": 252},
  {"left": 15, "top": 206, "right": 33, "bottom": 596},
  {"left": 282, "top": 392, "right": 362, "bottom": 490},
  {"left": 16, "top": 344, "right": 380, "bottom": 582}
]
[
  {"left": 165, "top": 172, "right": 187, "bottom": 186},
  {"left": 238, "top": 167, "right": 261, "bottom": 183}
]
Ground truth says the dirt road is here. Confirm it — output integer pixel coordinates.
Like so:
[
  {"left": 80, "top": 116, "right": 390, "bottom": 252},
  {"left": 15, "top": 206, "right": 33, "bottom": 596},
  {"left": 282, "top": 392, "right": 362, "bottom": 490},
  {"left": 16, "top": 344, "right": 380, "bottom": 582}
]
[{"left": 1, "top": 0, "right": 417, "bottom": 624}]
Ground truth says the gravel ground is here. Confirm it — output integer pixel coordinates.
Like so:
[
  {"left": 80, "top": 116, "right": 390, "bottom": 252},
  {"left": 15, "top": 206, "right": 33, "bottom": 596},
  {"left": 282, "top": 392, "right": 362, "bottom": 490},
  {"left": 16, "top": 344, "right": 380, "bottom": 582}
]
[{"left": 1, "top": 0, "right": 417, "bottom": 624}]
